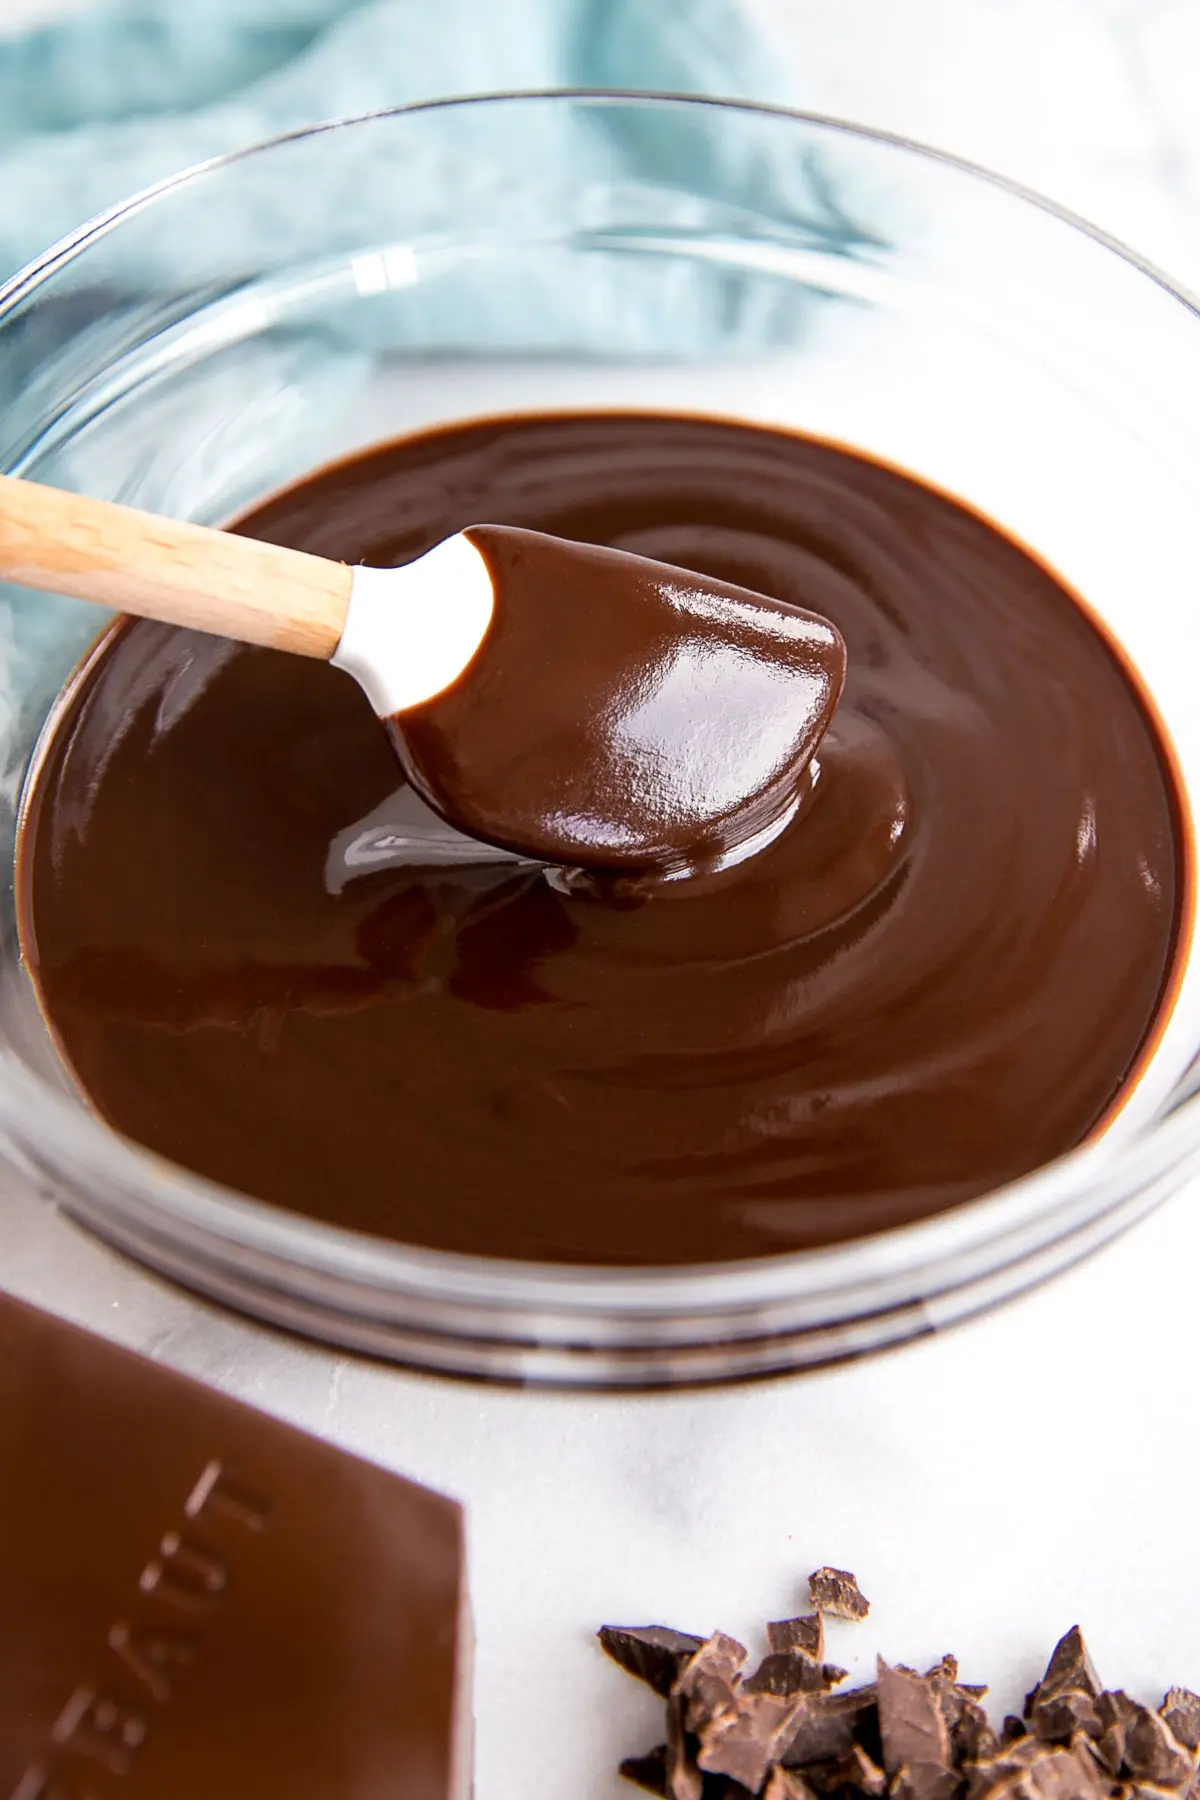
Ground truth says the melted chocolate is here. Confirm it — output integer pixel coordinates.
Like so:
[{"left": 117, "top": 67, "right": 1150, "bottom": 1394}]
[
  {"left": 16, "top": 414, "right": 1183, "bottom": 1264},
  {"left": 396, "top": 524, "right": 845, "bottom": 874}
]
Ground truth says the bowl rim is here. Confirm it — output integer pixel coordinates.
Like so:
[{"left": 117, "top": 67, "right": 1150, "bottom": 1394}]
[
  {"left": 3, "top": 88, "right": 1200, "bottom": 326},
  {"left": 2, "top": 87, "right": 1199, "bottom": 1327}
]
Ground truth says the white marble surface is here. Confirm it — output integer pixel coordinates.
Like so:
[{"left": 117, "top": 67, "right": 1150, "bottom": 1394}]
[{"left": 4, "top": 3, "right": 1200, "bottom": 1796}]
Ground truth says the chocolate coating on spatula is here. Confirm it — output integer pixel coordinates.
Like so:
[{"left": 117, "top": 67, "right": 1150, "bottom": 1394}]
[
  {"left": 391, "top": 525, "right": 845, "bottom": 874},
  {"left": 0, "top": 1290, "right": 469, "bottom": 1800}
]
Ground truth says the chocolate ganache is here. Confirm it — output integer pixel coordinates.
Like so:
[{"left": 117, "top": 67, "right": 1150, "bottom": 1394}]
[{"left": 16, "top": 413, "right": 1183, "bottom": 1264}]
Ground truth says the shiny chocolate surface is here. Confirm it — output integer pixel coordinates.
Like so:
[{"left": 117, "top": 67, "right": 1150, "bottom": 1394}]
[{"left": 16, "top": 414, "right": 1183, "bottom": 1263}]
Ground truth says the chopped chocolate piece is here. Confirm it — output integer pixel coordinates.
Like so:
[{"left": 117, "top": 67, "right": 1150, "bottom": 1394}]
[
  {"left": 675, "top": 1635, "right": 748, "bottom": 1736},
  {"left": 933, "top": 1683, "right": 969, "bottom": 1733},
  {"left": 928, "top": 1659, "right": 988, "bottom": 1735},
  {"left": 0, "top": 1293, "right": 469, "bottom": 1800},
  {"left": 780, "top": 1689, "right": 878, "bottom": 1768},
  {"left": 621, "top": 1747, "right": 670, "bottom": 1796},
  {"left": 681, "top": 1670, "right": 741, "bottom": 1740},
  {"left": 1118, "top": 1695, "right": 1196, "bottom": 1788},
  {"left": 926, "top": 1661, "right": 987, "bottom": 1708},
  {"left": 744, "top": 1654, "right": 830, "bottom": 1698},
  {"left": 667, "top": 1691, "right": 703, "bottom": 1800},
  {"left": 1029, "top": 1628, "right": 1102, "bottom": 1710},
  {"left": 768, "top": 1618, "right": 825, "bottom": 1663},
  {"left": 986, "top": 1736, "right": 1060, "bottom": 1768},
  {"left": 966, "top": 1739, "right": 1108, "bottom": 1800},
  {"left": 808, "top": 1570, "right": 870, "bottom": 1622},
  {"left": 793, "top": 1762, "right": 837, "bottom": 1794},
  {"left": 1019, "top": 1746, "right": 1105, "bottom": 1800},
  {"left": 602, "top": 1626, "right": 708, "bottom": 1698},
  {"left": 1095, "top": 1689, "right": 1137, "bottom": 1776},
  {"left": 746, "top": 1654, "right": 849, "bottom": 1699},
  {"left": 679, "top": 1634, "right": 749, "bottom": 1689},
  {"left": 1162, "top": 1692, "right": 1200, "bottom": 1756},
  {"left": 1095, "top": 1731, "right": 1127, "bottom": 1779},
  {"left": 877, "top": 1660, "right": 954, "bottom": 1776},
  {"left": 698, "top": 1693, "right": 803, "bottom": 1792},
  {"left": 954, "top": 1700, "right": 1000, "bottom": 1764},
  {"left": 607, "top": 1593, "right": 1200, "bottom": 1800},
  {"left": 1023, "top": 1628, "right": 1107, "bottom": 1752},
  {"left": 1028, "top": 1741, "right": 1109, "bottom": 1800},
  {"left": 1029, "top": 1687, "right": 1102, "bottom": 1744},
  {"left": 764, "top": 1770, "right": 820, "bottom": 1800},
  {"left": 818, "top": 1742, "right": 888, "bottom": 1795},
  {"left": 891, "top": 1762, "right": 962, "bottom": 1800}
]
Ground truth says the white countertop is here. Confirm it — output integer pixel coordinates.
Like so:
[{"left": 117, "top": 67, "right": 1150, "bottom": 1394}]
[{"left": 4, "top": 3, "right": 1200, "bottom": 1795}]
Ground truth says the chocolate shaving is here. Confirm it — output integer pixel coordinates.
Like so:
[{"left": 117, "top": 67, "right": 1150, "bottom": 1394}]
[
  {"left": 601, "top": 1625, "right": 708, "bottom": 1698},
  {"left": 808, "top": 1568, "right": 870, "bottom": 1621},
  {"left": 603, "top": 1575, "right": 1200, "bottom": 1800}
]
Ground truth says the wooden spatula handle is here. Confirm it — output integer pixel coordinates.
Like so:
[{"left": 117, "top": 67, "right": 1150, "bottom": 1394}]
[{"left": 0, "top": 472, "right": 353, "bottom": 658}]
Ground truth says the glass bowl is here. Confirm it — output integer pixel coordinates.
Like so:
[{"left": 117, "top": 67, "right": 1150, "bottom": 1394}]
[{"left": 2, "top": 93, "right": 1199, "bottom": 1388}]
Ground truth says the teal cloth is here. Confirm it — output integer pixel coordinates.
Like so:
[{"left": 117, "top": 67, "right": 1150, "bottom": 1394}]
[
  {"left": 0, "top": 0, "right": 800, "bottom": 282},
  {"left": 0, "top": 0, "right": 884, "bottom": 885}
]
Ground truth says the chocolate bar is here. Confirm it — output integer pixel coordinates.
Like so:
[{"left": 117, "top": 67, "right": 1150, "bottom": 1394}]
[{"left": 0, "top": 1291, "right": 469, "bottom": 1799}]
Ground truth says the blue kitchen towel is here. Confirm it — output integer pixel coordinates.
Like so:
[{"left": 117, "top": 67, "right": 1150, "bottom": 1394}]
[
  {"left": 0, "top": 0, "right": 888, "bottom": 442},
  {"left": 0, "top": 0, "right": 887, "bottom": 876},
  {"left": 0, "top": 0, "right": 818, "bottom": 282}
]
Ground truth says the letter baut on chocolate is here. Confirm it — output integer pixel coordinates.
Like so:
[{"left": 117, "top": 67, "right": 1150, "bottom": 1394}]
[{"left": 0, "top": 1291, "right": 469, "bottom": 1800}]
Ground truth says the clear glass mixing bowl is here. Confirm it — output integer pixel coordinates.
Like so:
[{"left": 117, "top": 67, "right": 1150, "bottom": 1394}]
[{"left": 2, "top": 93, "right": 1200, "bottom": 1387}]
